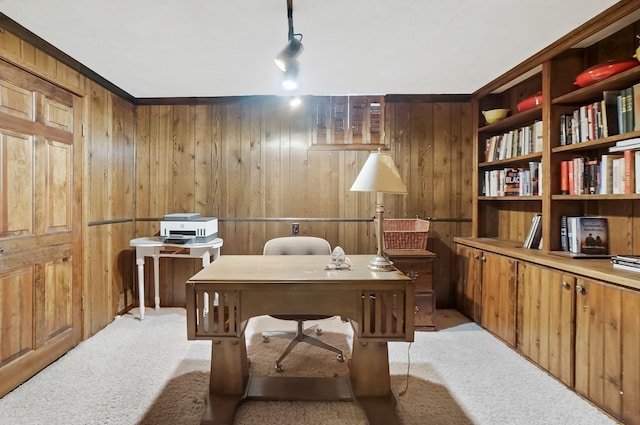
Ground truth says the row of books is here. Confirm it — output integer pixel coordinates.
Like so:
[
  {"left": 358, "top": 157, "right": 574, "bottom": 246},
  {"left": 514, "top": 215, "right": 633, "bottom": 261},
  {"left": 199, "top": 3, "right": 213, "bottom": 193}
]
[
  {"left": 559, "top": 148, "right": 640, "bottom": 195},
  {"left": 481, "top": 162, "right": 542, "bottom": 197},
  {"left": 483, "top": 120, "right": 543, "bottom": 162},
  {"left": 559, "top": 85, "right": 640, "bottom": 145},
  {"left": 560, "top": 216, "right": 609, "bottom": 255},
  {"left": 611, "top": 254, "right": 640, "bottom": 273},
  {"left": 523, "top": 214, "right": 542, "bottom": 249}
]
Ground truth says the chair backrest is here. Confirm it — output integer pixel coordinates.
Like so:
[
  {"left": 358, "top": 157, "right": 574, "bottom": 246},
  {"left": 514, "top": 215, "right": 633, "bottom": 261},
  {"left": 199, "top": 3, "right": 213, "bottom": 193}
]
[{"left": 263, "top": 236, "right": 331, "bottom": 255}]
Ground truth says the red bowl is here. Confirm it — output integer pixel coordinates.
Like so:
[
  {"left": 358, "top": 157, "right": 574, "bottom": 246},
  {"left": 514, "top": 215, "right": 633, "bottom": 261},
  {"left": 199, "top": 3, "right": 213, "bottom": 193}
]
[
  {"left": 574, "top": 59, "right": 640, "bottom": 87},
  {"left": 517, "top": 92, "right": 543, "bottom": 112}
]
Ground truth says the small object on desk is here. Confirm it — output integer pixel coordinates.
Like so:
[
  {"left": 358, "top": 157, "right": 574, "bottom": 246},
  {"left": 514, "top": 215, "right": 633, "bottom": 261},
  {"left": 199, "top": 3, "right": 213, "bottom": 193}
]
[{"left": 326, "top": 246, "right": 351, "bottom": 270}]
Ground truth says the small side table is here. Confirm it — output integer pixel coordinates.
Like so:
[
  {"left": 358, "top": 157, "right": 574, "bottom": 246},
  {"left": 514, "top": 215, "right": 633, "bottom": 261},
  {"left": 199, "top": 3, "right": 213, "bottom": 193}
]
[
  {"left": 130, "top": 236, "right": 223, "bottom": 319},
  {"left": 387, "top": 249, "right": 436, "bottom": 331}
]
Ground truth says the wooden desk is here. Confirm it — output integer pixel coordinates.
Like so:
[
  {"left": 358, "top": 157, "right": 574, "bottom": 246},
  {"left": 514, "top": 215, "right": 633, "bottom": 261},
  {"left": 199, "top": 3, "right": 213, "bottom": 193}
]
[
  {"left": 130, "top": 236, "right": 223, "bottom": 319},
  {"left": 185, "top": 255, "right": 414, "bottom": 425}
]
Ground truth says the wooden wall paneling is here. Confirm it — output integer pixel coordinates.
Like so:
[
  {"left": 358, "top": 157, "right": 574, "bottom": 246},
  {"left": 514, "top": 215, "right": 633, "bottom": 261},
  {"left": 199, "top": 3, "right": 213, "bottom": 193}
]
[
  {"left": 110, "top": 95, "right": 134, "bottom": 219},
  {"left": 431, "top": 103, "right": 454, "bottom": 307},
  {"left": 194, "top": 104, "right": 214, "bottom": 215},
  {"left": 134, "top": 106, "right": 152, "bottom": 237},
  {"left": 83, "top": 83, "right": 112, "bottom": 335}
]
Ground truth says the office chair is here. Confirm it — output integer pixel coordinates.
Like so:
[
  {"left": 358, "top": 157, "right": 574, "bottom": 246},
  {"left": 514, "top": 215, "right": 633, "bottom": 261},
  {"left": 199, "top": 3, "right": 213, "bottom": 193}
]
[{"left": 262, "top": 236, "right": 346, "bottom": 372}]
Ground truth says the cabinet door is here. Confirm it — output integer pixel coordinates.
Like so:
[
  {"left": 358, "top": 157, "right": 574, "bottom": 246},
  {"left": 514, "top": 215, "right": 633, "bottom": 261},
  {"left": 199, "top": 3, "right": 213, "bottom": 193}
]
[
  {"left": 481, "top": 252, "right": 517, "bottom": 346},
  {"left": 575, "top": 278, "right": 640, "bottom": 425},
  {"left": 517, "top": 263, "right": 575, "bottom": 386},
  {"left": 455, "top": 244, "right": 482, "bottom": 322}
]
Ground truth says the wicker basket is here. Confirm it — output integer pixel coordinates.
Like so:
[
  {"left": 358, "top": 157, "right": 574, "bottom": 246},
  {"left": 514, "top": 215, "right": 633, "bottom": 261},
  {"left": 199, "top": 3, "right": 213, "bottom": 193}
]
[{"left": 375, "top": 218, "right": 430, "bottom": 250}]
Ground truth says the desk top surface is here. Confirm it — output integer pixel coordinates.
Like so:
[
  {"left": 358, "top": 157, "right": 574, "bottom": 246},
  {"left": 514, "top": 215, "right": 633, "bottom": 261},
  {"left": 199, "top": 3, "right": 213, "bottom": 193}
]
[
  {"left": 187, "top": 255, "right": 411, "bottom": 284},
  {"left": 130, "top": 236, "right": 223, "bottom": 248}
]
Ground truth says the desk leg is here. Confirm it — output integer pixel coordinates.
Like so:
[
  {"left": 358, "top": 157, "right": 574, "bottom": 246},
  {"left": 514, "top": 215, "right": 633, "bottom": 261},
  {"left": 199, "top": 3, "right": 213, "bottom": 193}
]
[
  {"left": 350, "top": 333, "right": 399, "bottom": 425},
  {"left": 201, "top": 338, "right": 249, "bottom": 425},
  {"left": 136, "top": 257, "right": 145, "bottom": 320},
  {"left": 152, "top": 254, "right": 160, "bottom": 310}
]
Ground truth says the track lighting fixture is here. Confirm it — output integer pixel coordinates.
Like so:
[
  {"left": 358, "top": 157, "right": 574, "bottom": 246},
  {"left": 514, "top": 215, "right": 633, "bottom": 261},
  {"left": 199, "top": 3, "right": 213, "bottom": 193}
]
[
  {"left": 275, "top": 0, "right": 303, "bottom": 91},
  {"left": 274, "top": 37, "right": 303, "bottom": 72}
]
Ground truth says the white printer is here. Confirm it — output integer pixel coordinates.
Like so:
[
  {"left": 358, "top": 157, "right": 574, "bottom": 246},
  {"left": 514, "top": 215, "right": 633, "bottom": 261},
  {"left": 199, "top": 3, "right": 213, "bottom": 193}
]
[{"left": 160, "top": 213, "right": 218, "bottom": 243}]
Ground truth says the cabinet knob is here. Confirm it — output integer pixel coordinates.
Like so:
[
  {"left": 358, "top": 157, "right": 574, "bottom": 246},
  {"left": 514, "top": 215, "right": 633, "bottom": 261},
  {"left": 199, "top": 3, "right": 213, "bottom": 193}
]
[
  {"left": 480, "top": 256, "right": 486, "bottom": 262},
  {"left": 414, "top": 305, "right": 420, "bottom": 313},
  {"left": 0, "top": 246, "right": 3, "bottom": 254},
  {"left": 473, "top": 254, "right": 480, "bottom": 260},
  {"left": 576, "top": 285, "right": 585, "bottom": 294},
  {"left": 561, "top": 281, "right": 570, "bottom": 289}
]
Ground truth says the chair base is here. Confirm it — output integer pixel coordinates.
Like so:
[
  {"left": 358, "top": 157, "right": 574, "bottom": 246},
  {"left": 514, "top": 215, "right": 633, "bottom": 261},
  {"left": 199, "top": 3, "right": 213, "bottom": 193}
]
[{"left": 262, "top": 320, "right": 345, "bottom": 372}]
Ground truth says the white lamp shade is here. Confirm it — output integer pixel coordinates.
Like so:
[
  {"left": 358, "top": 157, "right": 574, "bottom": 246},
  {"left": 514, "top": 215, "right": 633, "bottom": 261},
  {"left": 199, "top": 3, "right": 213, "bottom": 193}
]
[{"left": 350, "top": 151, "right": 407, "bottom": 193}]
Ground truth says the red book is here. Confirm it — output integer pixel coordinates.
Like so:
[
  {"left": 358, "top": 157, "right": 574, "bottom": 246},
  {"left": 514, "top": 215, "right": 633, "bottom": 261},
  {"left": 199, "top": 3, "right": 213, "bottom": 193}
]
[
  {"left": 560, "top": 160, "right": 569, "bottom": 194},
  {"left": 624, "top": 150, "right": 635, "bottom": 194},
  {"left": 567, "top": 160, "right": 575, "bottom": 195}
]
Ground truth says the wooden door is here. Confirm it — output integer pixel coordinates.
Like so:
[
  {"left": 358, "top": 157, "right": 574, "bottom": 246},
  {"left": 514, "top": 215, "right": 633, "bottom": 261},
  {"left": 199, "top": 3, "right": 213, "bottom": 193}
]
[
  {"left": 480, "top": 252, "right": 517, "bottom": 346},
  {"left": 455, "top": 244, "right": 482, "bottom": 322},
  {"left": 517, "top": 263, "right": 575, "bottom": 386},
  {"left": 0, "top": 59, "right": 82, "bottom": 397},
  {"left": 575, "top": 278, "right": 640, "bottom": 425}
]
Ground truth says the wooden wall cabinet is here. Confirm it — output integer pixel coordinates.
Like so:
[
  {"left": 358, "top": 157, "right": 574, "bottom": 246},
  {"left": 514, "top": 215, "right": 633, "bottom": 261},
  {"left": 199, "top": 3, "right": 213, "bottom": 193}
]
[{"left": 387, "top": 249, "right": 436, "bottom": 331}]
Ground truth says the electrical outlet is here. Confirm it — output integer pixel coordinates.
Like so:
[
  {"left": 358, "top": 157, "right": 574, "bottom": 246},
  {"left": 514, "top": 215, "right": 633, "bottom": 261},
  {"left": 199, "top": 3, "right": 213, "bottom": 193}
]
[{"left": 292, "top": 223, "right": 299, "bottom": 235}]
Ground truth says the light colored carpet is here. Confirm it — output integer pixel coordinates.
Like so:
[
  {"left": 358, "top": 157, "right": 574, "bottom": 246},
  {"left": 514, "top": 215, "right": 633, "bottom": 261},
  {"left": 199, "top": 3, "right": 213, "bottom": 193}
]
[{"left": 0, "top": 308, "right": 619, "bottom": 425}]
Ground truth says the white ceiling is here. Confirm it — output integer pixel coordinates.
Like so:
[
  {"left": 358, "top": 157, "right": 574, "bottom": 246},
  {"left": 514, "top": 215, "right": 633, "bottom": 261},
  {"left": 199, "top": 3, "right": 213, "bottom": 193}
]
[{"left": 0, "top": 0, "right": 620, "bottom": 99}]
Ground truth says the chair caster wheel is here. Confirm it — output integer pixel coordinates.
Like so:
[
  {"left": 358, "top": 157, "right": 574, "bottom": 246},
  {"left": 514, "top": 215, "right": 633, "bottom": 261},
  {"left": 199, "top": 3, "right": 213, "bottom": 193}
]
[
  {"left": 275, "top": 363, "right": 285, "bottom": 373},
  {"left": 315, "top": 328, "right": 323, "bottom": 336},
  {"left": 337, "top": 354, "right": 345, "bottom": 362},
  {"left": 262, "top": 336, "right": 270, "bottom": 343}
]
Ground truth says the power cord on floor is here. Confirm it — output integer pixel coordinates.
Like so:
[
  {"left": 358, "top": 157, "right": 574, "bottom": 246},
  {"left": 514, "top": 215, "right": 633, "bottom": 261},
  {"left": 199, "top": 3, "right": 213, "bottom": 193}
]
[{"left": 398, "top": 341, "right": 412, "bottom": 397}]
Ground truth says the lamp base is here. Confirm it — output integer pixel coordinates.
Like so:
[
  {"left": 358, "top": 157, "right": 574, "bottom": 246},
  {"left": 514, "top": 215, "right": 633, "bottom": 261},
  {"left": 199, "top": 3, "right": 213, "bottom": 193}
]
[{"left": 367, "top": 255, "right": 396, "bottom": 272}]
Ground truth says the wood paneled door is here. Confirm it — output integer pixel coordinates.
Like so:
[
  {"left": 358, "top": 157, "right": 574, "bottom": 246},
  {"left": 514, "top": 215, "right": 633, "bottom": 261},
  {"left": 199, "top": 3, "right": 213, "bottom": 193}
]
[{"left": 0, "top": 59, "right": 83, "bottom": 397}]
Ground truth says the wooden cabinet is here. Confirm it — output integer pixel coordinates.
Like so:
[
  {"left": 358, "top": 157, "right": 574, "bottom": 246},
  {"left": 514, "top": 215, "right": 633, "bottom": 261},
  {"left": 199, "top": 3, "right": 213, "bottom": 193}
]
[
  {"left": 455, "top": 237, "right": 640, "bottom": 425},
  {"left": 479, "top": 251, "right": 517, "bottom": 347},
  {"left": 574, "top": 277, "right": 640, "bottom": 425},
  {"left": 517, "top": 262, "right": 575, "bottom": 387},
  {"left": 387, "top": 249, "right": 435, "bottom": 331},
  {"left": 455, "top": 245, "right": 517, "bottom": 346},
  {"left": 455, "top": 244, "right": 482, "bottom": 322}
]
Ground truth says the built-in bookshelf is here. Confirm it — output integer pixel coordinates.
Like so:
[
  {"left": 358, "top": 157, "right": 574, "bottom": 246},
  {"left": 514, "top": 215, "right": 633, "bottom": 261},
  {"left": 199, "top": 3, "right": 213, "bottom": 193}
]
[{"left": 471, "top": 2, "right": 640, "bottom": 256}]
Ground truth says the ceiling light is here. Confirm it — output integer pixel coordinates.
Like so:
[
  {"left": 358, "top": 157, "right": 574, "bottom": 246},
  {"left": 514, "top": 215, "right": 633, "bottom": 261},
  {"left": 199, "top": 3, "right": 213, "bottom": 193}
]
[
  {"left": 274, "top": 37, "right": 303, "bottom": 72},
  {"left": 275, "top": 0, "right": 303, "bottom": 89},
  {"left": 281, "top": 60, "right": 299, "bottom": 90}
]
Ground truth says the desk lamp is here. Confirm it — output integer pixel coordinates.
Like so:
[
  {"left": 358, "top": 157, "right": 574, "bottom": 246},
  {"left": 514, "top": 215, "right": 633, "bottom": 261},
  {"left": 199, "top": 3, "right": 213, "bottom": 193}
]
[{"left": 350, "top": 150, "right": 407, "bottom": 271}]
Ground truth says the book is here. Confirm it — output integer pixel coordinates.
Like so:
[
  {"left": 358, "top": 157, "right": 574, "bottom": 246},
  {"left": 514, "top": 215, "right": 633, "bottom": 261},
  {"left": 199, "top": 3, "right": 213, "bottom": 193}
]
[
  {"left": 636, "top": 150, "right": 640, "bottom": 194},
  {"left": 523, "top": 214, "right": 542, "bottom": 249},
  {"left": 567, "top": 216, "right": 609, "bottom": 255},
  {"left": 612, "top": 261, "right": 640, "bottom": 273},
  {"left": 611, "top": 258, "right": 640, "bottom": 268},
  {"left": 560, "top": 215, "right": 568, "bottom": 251},
  {"left": 635, "top": 82, "right": 640, "bottom": 132},
  {"left": 560, "top": 161, "right": 569, "bottom": 194},
  {"left": 599, "top": 154, "right": 623, "bottom": 194},
  {"left": 503, "top": 168, "right": 521, "bottom": 196},
  {"left": 613, "top": 254, "right": 640, "bottom": 264},
  {"left": 624, "top": 150, "right": 635, "bottom": 194},
  {"left": 602, "top": 90, "right": 620, "bottom": 137}
]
